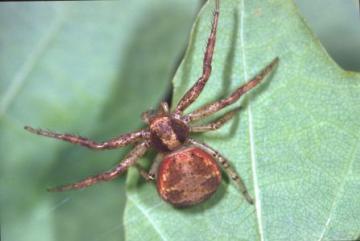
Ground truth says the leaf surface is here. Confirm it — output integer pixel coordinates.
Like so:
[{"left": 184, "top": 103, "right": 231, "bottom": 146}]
[
  {"left": 124, "top": 0, "right": 360, "bottom": 241},
  {"left": 0, "top": 1, "right": 197, "bottom": 241}
]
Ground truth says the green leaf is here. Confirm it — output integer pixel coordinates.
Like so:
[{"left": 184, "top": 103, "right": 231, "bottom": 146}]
[
  {"left": 124, "top": 0, "right": 360, "bottom": 241},
  {"left": 0, "top": 1, "right": 197, "bottom": 241}
]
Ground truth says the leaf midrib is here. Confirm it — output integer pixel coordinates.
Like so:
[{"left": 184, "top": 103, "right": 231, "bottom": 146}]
[
  {"left": 238, "top": 0, "right": 264, "bottom": 240},
  {"left": 239, "top": 0, "right": 360, "bottom": 239}
]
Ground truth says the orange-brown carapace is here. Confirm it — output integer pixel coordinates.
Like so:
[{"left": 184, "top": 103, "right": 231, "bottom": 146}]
[{"left": 157, "top": 146, "right": 221, "bottom": 207}]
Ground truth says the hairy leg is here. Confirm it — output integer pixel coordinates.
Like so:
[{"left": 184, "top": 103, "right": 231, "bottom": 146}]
[
  {"left": 149, "top": 153, "right": 163, "bottom": 179},
  {"left": 185, "top": 57, "right": 279, "bottom": 122},
  {"left": 136, "top": 153, "right": 163, "bottom": 181},
  {"left": 190, "top": 107, "right": 240, "bottom": 132},
  {"left": 159, "top": 102, "right": 170, "bottom": 114},
  {"left": 24, "top": 126, "right": 149, "bottom": 150},
  {"left": 141, "top": 102, "right": 169, "bottom": 124},
  {"left": 135, "top": 164, "right": 154, "bottom": 182},
  {"left": 48, "top": 141, "right": 150, "bottom": 192},
  {"left": 188, "top": 138, "right": 254, "bottom": 204},
  {"left": 175, "top": 0, "right": 220, "bottom": 113}
]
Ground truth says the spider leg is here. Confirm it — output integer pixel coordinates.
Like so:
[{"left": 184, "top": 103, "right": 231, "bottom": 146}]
[
  {"left": 159, "top": 102, "right": 170, "bottom": 114},
  {"left": 175, "top": 0, "right": 220, "bottom": 113},
  {"left": 24, "top": 126, "right": 149, "bottom": 150},
  {"left": 135, "top": 164, "right": 154, "bottom": 182},
  {"left": 135, "top": 153, "right": 163, "bottom": 181},
  {"left": 149, "top": 153, "right": 163, "bottom": 179},
  {"left": 190, "top": 107, "right": 241, "bottom": 132},
  {"left": 48, "top": 141, "right": 150, "bottom": 192},
  {"left": 185, "top": 57, "right": 279, "bottom": 122},
  {"left": 141, "top": 111, "right": 153, "bottom": 124},
  {"left": 141, "top": 102, "right": 169, "bottom": 124},
  {"left": 188, "top": 138, "right": 254, "bottom": 204}
]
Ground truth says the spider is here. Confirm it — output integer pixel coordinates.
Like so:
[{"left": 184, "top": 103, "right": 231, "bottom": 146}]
[{"left": 25, "top": 0, "right": 278, "bottom": 207}]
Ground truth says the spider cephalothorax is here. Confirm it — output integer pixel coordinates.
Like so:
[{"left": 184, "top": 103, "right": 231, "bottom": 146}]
[
  {"left": 147, "top": 105, "right": 190, "bottom": 152},
  {"left": 25, "top": 0, "right": 278, "bottom": 207}
]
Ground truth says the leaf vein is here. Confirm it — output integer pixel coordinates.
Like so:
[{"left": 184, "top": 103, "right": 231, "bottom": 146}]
[
  {"left": 127, "top": 195, "right": 168, "bottom": 241},
  {"left": 317, "top": 140, "right": 359, "bottom": 241},
  {"left": 239, "top": 0, "right": 264, "bottom": 240}
]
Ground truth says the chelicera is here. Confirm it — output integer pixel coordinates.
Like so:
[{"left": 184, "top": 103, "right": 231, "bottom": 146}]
[{"left": 25, "top": 0, "right": 278, "bottom": 207}]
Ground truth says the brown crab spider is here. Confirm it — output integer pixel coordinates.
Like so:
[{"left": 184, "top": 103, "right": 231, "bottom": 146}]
[{"left": 25, "top": 0, "right": 278, "bottom": 207}]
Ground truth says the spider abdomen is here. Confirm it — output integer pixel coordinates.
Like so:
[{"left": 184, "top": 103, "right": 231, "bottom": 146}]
[
  {"left": 157, "top": 146, "right": 221, "bottom": 207},
  {"left": 149, "top": 116, "right": 189, "bottom": 152}
]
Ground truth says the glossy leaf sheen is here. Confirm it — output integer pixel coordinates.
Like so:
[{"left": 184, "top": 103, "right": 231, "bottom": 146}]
[{"left": 124, "top": 0, "right": 360, "bottom": 241}]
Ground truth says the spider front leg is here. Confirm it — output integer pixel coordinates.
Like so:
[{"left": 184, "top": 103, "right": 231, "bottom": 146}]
[
  {"left": 188, "top": 138, "right": 254, "bottom": 204},
  {"left": 175, "top": 0, "right": 220, "bottom": 113},
  {"left": 24, "top": 126, "right": 149, "bottom": 150},
  {"left": 48, "top": 141, "right": 150, "bottom": 192},
  {"left": 141, "top": 102, "right": 170, "bottom": 124},
  {"left": 186, "top": 57, "right": 279, "bottom": 122},
  {"left": 190, "top": 107, "right": 241, "bottom": 132},
  {"left": 135, "top": 153, "right": 163, "bottom": 181}
]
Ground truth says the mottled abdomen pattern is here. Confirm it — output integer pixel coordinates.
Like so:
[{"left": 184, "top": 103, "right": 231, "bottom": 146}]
[{"left": 157, "top": 146, "right": 221, "bottom": 207}]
